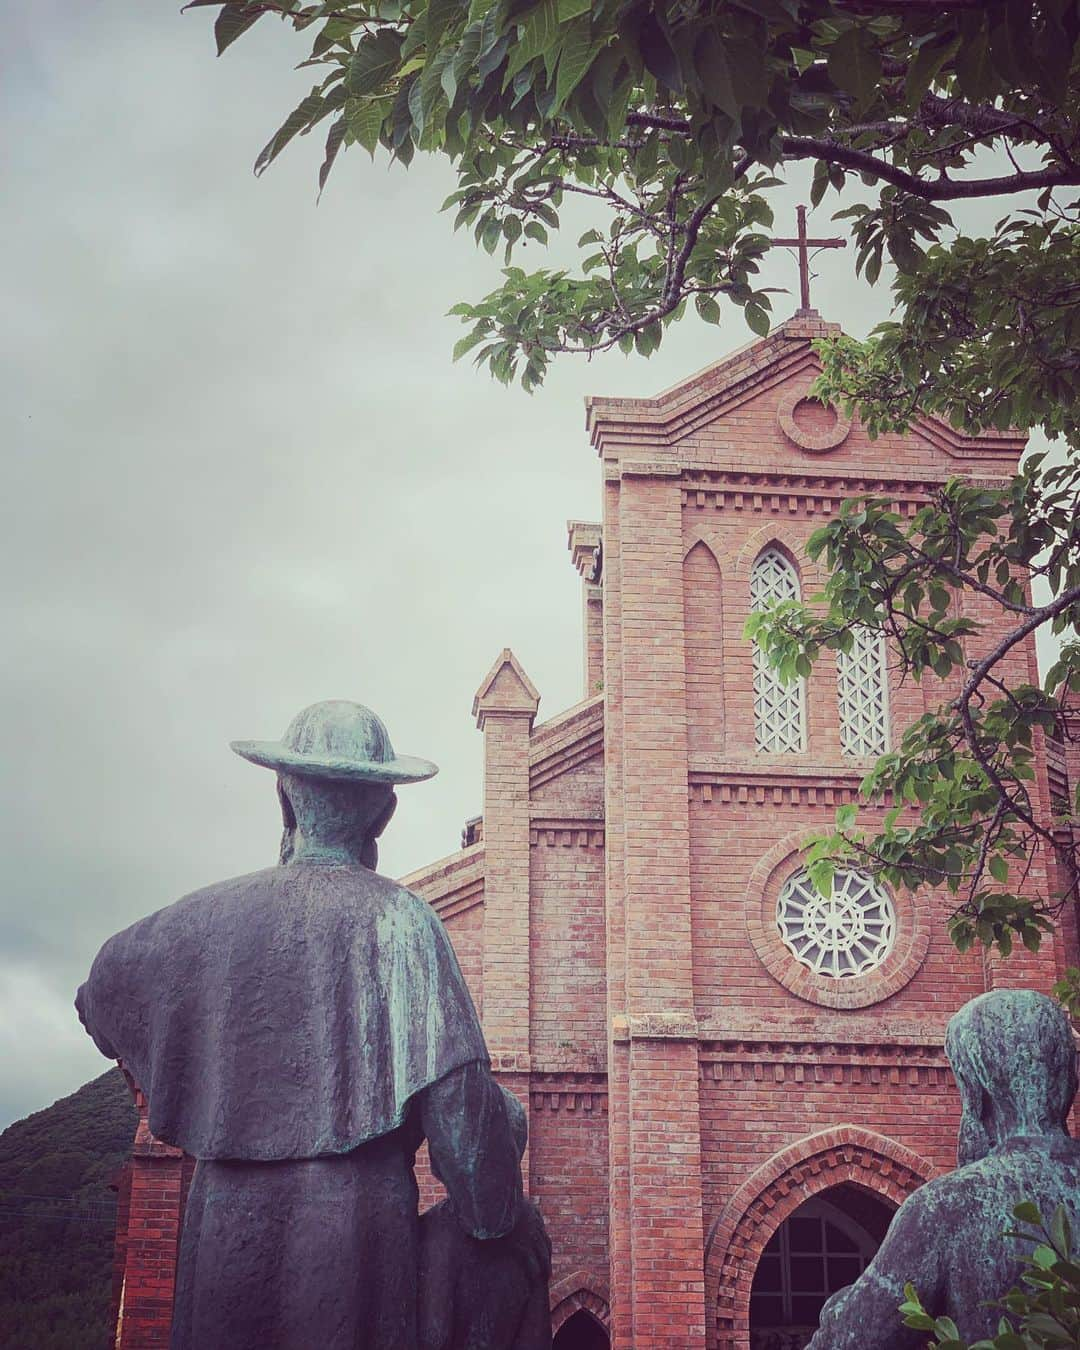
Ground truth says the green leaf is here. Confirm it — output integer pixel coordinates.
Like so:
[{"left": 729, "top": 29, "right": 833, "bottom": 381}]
[
  {"left": 215, "top": 3, "right": 263, "bottom": 56},
  {"left": 506, "top": 0, "right": 559, "bottom": 82},
  {"left": 807, "top": 857, "right": 834, "bottom": 898},
  {"left": 638, "top": 12, "right": 682, "bottom": 92},
  {"left": 426, "top": 0, "right": 464, "bottom": 51},
  {"left": 904, "top": 35, "right": 960, "bottom": 107},
  {"left": 989, "top": 854, "right": 1009, "bottom": 884},
  {"left": 695, "top": 294, "right": 722, "bottom": 324},
  {"left": 453, "top": 328, "right": 488, "bottom": 361},
  {"left": 347, "top": 30, "right": 405, "bottom": 97},
  {"left": 694, "top": 29, "right": 739, "bottom": 119},
  {"left": 318, "top": 115, "right": 346, "bottom": 194},
  {"left": 745, "top": 302, "right": 770, "bottom": 337},
  {"left": 554, "top": 17, "right": 598, "bottom": 110},
  {"left": 345, "top": 96, "right": 384, "bottom": 156},
  {"left": 955, "top": 22, "right": 995, "bottom": 101},
  {"left": 254, "top": 87, "right": 329, "bottom": 176},
  {"left": 827, "top": 26, "right": 883, "bottom": 104},
  {"left": 557, "top": 0, "right": 590, "bottom": 20}
]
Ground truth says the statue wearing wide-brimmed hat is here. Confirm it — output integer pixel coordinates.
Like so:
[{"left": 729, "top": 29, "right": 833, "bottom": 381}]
[{"left": 76, "top": 700, "right": 550, "bottom": 1350}]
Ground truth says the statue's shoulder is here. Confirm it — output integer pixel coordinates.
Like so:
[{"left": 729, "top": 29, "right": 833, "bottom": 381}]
[
  {"left": 164, "top": 865, "right": 284, "bottom": 913},
  {"left": 116, "top": 867, "right": 284, "bottom": 941},
  {"left": 359, "top": 872, "right": 455, "bottom": 953}
]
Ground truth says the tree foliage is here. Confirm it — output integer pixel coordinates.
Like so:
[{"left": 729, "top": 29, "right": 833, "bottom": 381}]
[{"left": 187, "top": 0, "right": 1080, "bottom": 384}]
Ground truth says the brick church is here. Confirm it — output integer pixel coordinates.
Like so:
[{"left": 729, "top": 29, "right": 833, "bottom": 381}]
[{"left": 110, "top": 310, "right": 1080, "bottom": 1349}]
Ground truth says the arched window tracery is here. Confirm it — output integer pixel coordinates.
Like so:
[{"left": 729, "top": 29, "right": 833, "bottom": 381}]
[
  {"left": 837, "top": 626, "right": 890, "bottom": 757},
  {"left": 750, "top": 548, "right": 806, "bottom": 753}
]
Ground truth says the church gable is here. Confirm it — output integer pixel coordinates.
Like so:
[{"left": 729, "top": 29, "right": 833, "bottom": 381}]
[{"left": 587, "top": 311, "right": 1024, "bottom": 483}]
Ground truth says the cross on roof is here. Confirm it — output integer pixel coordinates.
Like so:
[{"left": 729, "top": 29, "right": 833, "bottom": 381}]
[{"left": 768, "top": 204, "right": 847, "bottom": 315}]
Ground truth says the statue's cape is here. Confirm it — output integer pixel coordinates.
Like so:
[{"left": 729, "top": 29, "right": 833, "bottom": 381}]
[{"left": 75, "top": 864, "right": 488, "bottom": 1160}]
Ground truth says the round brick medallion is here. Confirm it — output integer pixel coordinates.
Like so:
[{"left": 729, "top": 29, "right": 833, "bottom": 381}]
[
  {"left": 777, "top": 386, "right": 852, "bottom": 452},
  {"left": 746, "top": 836, "right": 929, "bottom": 1009}
]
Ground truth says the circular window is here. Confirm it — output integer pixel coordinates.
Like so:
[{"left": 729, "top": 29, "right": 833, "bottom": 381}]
[
  {"left": 777, "top": 385, "right": 852, "bottom": 452},
  {"left": 776, "top": 868, "right": 896, "bottom": 978}
]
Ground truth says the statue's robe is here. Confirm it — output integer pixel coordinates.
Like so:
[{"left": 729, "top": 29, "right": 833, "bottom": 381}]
[{"left": 76, "top": 862, "right": 522, "bottom": 1350}]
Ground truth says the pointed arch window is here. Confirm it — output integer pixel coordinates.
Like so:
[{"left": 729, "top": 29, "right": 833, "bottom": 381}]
[
  {"left": 837, "top": 626, "right": 890, "bottom": 757},
  {"left": 750, "top": 549, "right": 806, "bottom": 753}
]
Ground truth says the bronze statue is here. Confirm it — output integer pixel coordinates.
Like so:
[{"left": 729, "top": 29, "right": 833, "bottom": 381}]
[
  {"left": 76, "top": 701, "right": 550, "bottom": 1350},
  {"left": 807, "top": 988, "right": 1080, "bottom": 1347}
]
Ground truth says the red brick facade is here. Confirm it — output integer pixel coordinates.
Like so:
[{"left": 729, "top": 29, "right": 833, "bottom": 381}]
[{"left": 109, "top": 314, "right": 1079, "bottom": 1349}]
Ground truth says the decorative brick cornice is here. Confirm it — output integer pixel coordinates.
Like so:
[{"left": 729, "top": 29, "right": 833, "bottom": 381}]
[
  {"left": 528, "top": 1072, "right": 609, "bottom": 1113},
  {"left": 698, "top": 1039, "right": 952, "bottom": 1088},
  {"left": 587, "top": 326, "right": 824, "bottom": 455},
  {"left": 567, "top": 520, "right": 602, "bottom": 579},
  {"left": 696, "top": 1013, "right": 950, "bottom": 1045},
  {"left": 620, "top": 460, "right": 684, "bottom": 478},
  {"left": 529, "top": 818, "right": 605, "bottom": 848},
  {"left": 705, "top": 1126, "right": 937, "bottom": 1349},
  {"left": 610, "top": 1015, "right": 953, "bottom": 1068},
  {"left": 680, "top": 470, "right": 939, "bottom": 518},
  {"left": 689, "top": 765, "right": 893, "bottom": 811},
  {"left": 431, "top": 878, "right": 484, "bottom": 922}
]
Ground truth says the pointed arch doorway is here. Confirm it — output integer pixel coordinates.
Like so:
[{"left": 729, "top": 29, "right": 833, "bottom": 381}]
[
  {"left": 748, "top": 1183, "right": 895, "bottom": 1349},
  {"left": 552, "top": 1308, "right": 610, "bottom": 1350}
]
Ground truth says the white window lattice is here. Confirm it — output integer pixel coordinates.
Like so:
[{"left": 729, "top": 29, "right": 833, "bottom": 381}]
[
  {"left": 776, "top": 868, "right": 896, "bottom": 978},
  {"left": 751, "top": 549, "right": 806, "bottom": 753},
  {"left": 837, "top": 626, "right": 890, "bottom": 757}
]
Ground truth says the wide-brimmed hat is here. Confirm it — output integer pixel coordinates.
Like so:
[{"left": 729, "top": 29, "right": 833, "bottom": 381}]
[{"left": 231, "top": 700, "right": 437, "bottom": 784}]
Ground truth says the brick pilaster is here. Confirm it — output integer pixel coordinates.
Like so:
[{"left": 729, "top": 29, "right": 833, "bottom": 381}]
[
  {"left": 611, "top": 467, "right": 707, "bottom": 1348},
  {"left": 474, "top": 650, "right": 540, "bottom": 1183}
]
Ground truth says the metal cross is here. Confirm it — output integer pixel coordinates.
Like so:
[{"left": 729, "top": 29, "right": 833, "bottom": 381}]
[{"left": 769, "top": 204, "right": 847, "bottom": 314}]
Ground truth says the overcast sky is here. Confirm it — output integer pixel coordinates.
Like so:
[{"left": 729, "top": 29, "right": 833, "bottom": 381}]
[{"left": 1, "top": 2, "right": 1050, "bottom": 1129}]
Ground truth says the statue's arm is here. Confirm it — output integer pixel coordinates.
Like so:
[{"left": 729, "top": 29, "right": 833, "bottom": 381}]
[
  {"left": 807, "top": 1187, "right": 942, "bottom": 1350},
  {"left": 420, "top": 1061, "right": 523, "bottom": 1240}
]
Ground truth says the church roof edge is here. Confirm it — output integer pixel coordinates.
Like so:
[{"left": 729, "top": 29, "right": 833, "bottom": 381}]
[{"left": 584, "top": 312, "right": 1026, "bottom": 464}]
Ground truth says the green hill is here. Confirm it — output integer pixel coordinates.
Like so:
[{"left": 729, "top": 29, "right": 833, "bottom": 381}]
[{"left": 0, "top": 1071, "right": 137, "bottom": 1350}]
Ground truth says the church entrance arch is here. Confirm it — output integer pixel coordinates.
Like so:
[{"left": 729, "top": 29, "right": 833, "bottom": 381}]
[
  {"left": 748, "top": 1184, "right": 895, "bottom": 1349},
  {"left": 705, "top": 1126, "right": 935, "bottom": 1350}
]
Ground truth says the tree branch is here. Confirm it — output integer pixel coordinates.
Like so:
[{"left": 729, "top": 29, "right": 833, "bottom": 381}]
[{"left": 779, "top": 137, "right": 1080, "bottom": 200}]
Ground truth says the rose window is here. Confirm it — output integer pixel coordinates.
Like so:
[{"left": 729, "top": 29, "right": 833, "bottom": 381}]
[{"left": 776, "top": 868, "right": 896, "bottom": 977}]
